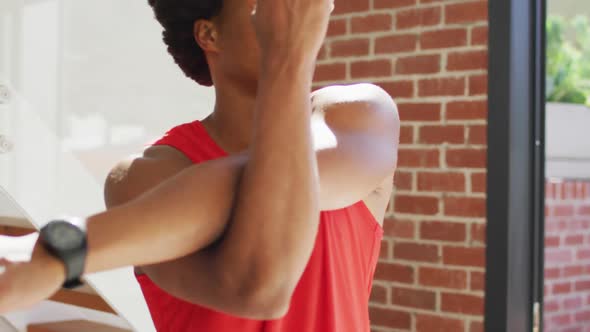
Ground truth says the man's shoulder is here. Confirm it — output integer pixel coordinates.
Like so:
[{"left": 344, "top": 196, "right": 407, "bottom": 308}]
[{"left": 104, "top": 146, "right": 193, "bottom": 208}]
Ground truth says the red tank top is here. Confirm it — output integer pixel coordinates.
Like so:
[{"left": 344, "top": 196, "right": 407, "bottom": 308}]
[{"left": 136, "top": 120, "right": 383, "bottom": 332}]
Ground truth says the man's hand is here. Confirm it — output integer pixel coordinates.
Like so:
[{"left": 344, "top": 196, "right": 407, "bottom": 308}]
[
  {"left": 0, "top": 238, "right": 65, "bottom": 314},
  {"left": 252, "top": 0, "right": 333, "bottom": 63}
]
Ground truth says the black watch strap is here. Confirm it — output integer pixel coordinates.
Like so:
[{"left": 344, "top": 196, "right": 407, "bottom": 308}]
[
  {"left": 63, "top": 277, "right": 85, "bottom": 289},
  {"left": 62, "top": 238, "right": 87, "bottom": 289},
  {"left": 40, "top": 220, "right": 88, "bottom": 290}
]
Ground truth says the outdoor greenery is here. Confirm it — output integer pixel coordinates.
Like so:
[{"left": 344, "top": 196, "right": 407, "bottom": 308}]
[{"left": 546, "top": 15, "right": 590, "bottom": 105}]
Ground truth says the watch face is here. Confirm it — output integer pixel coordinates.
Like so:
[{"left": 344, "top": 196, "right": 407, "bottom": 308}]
[{"left": 45, "top": 221, "right": 85, "bottom": 251}]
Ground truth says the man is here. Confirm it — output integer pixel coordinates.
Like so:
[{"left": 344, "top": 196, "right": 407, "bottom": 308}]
[{"left": 0, "top": 0, "right": 400, "bottom": 331}]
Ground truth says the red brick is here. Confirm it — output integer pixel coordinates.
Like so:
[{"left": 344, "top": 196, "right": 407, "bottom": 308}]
[
  {"left": 469, "top": 74, "right": 488, "bottom": 95},
  {"left": 419, "top": 125, "right": 465, "bottom": 144},
  {"left": 351, "top": 59, "right": 392, "bottom": 78},
  {"left": 576, "top": 280, "right": 590, "bottom": 291},
  {"left": 469, "top": 321, "right": 484, "bottom": 332},
  {"left": 351, "top": 14, "right": 392, "bottom": 33},
  {"left": 545, "top": 249, "right": 573, "bottom": 264},
  {"left": 472, "top": 26, "right": 489, "bottom": 45},
  {"left": 553, "top": 282, "right": 572, "bottom": 294},
  {"left": 563, "top": 266, "right": 584, "bottom": 277},
  {"left": 419, "top": 266, "right": 467, "bottom": 289},
  {"left": 399, "top": 126, "right": 414, "bottom": 144},
  {"left": 375, "top": 33, "right": 418, "bottom": 54},
  {"left": 421, "top": 28, "right": 468, "bottom": 49},
  {"left": 375, "top": 262, "right": 415, "bottom": 283},
  {"left": 374, "top": 0, "right": 416, "bottom": 10},
  {"left": 545, "top": 267, "right": 560, "bottom": 279},
  {"left": 395, "top": 195, "right": 439, "bottom": 215},
  {"left": 398, "top": 103, "right": 441, "bottom": 121},
  {"left": 419, "top": 77, "right": 465, "bottom": 97},
  {"left": 327, "top": 18, "right": 347, "bottom": 37},
  {"left": 545, "top": 300, "right": 559, "bottom": 312},
  {"left": 332, "top": 0, "right": 370, "bottom": 15},
  {"left": 550, "top": 314, "right": 571, "bottom": 325},
  {"left": 446, "top": 148, "right": 487, "bottom": 168},
  {"left": 420, "top": 220, "right": 466, "bottom": 241},
  {"left": 553, "top": 205, "right": 575, "bottom": 217},
  {"left": 443, "top": 246, "right": 485, "bottom": 267},
  {"left": 448, "top": 50, "right": 488, "bottom": 71},
  {"left": 445, "top": 1, "right": 488, "bottom": 24},
  {"left": 314, "top": 63, "right": 346, "bottom": 82},
  {"left": 576, "top": 183, "right": 588, "bottom": 198},
  {"left": 545, "top": 236, "right": 560, "bottom": 247},
  {"left": 565, "top": 234, "right": 584, "bottom": 245},
  {"left": 468, "top": 125, "right": 487, "bottom": 145},
  {"left": 330, "top": 38, "right": 370, "bottom": 58},
  {"left": 576, "top": 249, "right": 590, "bottom": 260},
  {"left": 570, "top": 220, "right": 589, "bottom": 232},
  {"left": 394, "top": 170, "right": 413, "bottom": 190},
  {"left": 441, "top": 293, "right": 484, "bottom": 315},
  {"left": 444, "top": 197, "right": 486, "bottom": 218},
  {"left": 391, "top": 287, "right": 436, "bottom": 310},
  {"left": 417, "top": 172, "right": 465, "bottom": 192},
  {"left": 470, "top": 223, "right": 486, "bottom": 244},
  {"left": 416, "top": 314, "right": 465, "bottom": 332},
  {"left": 370, "top": 284, "right": 387, "bottom": 304},
  {"left": 378, "top": 81, "right": 414, "bottom": 99},
  {"left": 446, "top": 100, "right": 488, "bottom": 120},
  {"left": 575, "top": 310, "right": 590, "bottom": 322},
  {"left": 578, "top": 204, "right": 590, "bottom": 215},
  {"left": 383, "top": 218, "right": 415, "bottom": 239},
  {"left": 396, "top": 7, "right": 442, "bottom": 30},
  {"left": 564, "top": 297, "right": 582, "bottom": 310},
  {"left": 398, "top": 148, "right": 440, "bottom": 168},
  {"left": 369, "top": 307, "right": 411, "bottom": 329},
  {"left": 471, "top": 172, "right": 486, "bottom": 193},
  {"left": 394, "top": 242, "right": 440, "bottom": 262},
  {"left": 545, "top": 182, "right": 556, "bottom": 199},
  {"left": 470, "top": 271, "right": 485, "bottom": 291},
  {"left": 558, "top": 182, "right": 576, "bottom": 197},
  {"left": 396, "top": 54, "right": 441, "bottom": 74}
]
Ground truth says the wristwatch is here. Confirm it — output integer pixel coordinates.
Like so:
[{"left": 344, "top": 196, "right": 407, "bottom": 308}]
[{"left": 39, "top": 219, "right": 88, "bottom": 289}]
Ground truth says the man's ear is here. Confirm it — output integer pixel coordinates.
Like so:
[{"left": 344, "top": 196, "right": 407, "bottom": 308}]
[{"left": 193, "top": 20, "right": 220, "bottom": 53}]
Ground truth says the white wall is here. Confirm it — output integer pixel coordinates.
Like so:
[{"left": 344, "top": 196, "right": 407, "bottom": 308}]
[
  {"left": 548, "top": 0, "right": 590, "bottom": 18},
  {"left": 0, "top": 0, "right": 216, "bottom": 330},
  {"left": 546, "top": 103, "right": 590, "bottom": 179}
]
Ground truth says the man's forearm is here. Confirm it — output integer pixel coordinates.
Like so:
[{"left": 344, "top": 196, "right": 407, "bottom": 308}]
[
  {"left": 211, "top": 56, "right": 320, "bottom": 305},
  {"left": 84, "top": 154, "right": 247, "bottom": 274}
]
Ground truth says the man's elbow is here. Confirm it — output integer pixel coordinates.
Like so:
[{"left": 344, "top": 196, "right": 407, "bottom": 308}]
[
  {"left": 243, "top": 288, "right": 292, "bottom": 320},
  {"left": 230, "top": 282, "right": 292, "bottom": 320},
  {"left": 215, "top": 263, "right": 295, "bottom": 319}
]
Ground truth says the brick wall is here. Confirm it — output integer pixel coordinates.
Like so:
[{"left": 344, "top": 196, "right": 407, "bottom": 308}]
[
  {"left": 544, "top": 179, "right": 590, "bottom": 332},
  {"left": 314, "top": 0, "right": 488, "bottom": 331}
]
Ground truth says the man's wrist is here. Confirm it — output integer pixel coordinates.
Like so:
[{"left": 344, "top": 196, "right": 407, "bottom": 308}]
[
  {"left": 32, "top": 244, "right": 67, "bottom": 286},
  {"left": 260, "top": 50, "right": 316, "bottom": 80}
]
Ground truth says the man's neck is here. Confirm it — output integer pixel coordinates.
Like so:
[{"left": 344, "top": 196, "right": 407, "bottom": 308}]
[{"left": 201, "top": 82, "right": 258, "bottom": 154}]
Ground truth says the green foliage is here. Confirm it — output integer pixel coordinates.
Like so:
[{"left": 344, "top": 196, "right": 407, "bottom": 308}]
[{"left": 546, "top": 15, "right": 590, "bottom": 105}]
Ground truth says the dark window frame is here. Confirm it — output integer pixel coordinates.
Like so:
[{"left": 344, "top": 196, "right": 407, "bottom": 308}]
[{"left": 485, "top": 0, "right": 546, "bottom": 331}]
